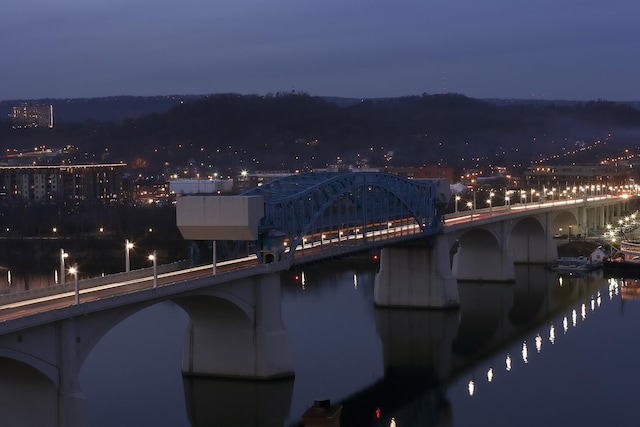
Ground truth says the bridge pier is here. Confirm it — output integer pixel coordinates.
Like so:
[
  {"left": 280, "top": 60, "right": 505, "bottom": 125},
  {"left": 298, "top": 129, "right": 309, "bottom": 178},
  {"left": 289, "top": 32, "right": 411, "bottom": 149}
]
[
  {"left": 178, "top": 272, "right": 294, "bottom": 380},
  {"left": 374, "top": 237, "right": 459, "bottom": 309}
]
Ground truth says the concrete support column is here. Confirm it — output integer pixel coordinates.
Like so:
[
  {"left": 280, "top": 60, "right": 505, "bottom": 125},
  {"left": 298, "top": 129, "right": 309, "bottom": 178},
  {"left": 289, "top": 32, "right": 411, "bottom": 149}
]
[
  {"left": 578, "top": 206, "right": 588, "bottom": 234},
  {"left": 374, "top": 237, "right": 459, "bottom": 308},
  {"left": 181, "top": 273, "right": 294, "bottom": 379},
  {"left": 56, "top": 319, "right": 87, "bottom": 427}
]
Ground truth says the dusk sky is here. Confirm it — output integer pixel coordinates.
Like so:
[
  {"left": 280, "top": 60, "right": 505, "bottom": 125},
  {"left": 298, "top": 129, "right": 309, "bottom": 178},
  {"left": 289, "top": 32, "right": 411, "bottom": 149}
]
[{"left": 3, "top": 1, "right": 640, "bottom": 101}]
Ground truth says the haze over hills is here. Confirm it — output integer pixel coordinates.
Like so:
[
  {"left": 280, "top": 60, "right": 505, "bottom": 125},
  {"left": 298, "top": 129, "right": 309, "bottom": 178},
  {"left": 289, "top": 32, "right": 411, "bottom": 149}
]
[
  {"left": 1, "top": 93, "right": 639, "bottom": 178},
  {"left": 2, "top": 94, "right": 640, "bottom": 124}
]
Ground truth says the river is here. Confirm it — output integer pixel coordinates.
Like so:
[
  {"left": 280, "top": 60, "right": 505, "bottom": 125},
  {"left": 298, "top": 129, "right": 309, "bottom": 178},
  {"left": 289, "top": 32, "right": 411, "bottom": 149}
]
[{"left": 2, "top": 255, "right": 639, "bottom": 426}]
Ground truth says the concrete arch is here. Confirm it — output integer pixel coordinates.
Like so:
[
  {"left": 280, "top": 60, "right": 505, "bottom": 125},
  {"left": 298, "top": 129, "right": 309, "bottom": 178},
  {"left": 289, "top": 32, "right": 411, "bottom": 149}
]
[
  {"left": 452, "top": 228, "right": 513, "bottom": 282},
  {"left": 0, "top": 271, "right": 293, "bottom": 391},
  {"left": 173, "top": 273, "right": 293, "bottom": 379},
  {"left": 0, "top": 357, "right": 62, "bottom": 425},
  {"left": 0, "top": 347, "right": 59, "bottom": 387},
  {"left": 510, "top": 216, "right": 551, "bottom": 263},
  {"left": 551, "top": 210, "right": 580, "bottom": 237}
]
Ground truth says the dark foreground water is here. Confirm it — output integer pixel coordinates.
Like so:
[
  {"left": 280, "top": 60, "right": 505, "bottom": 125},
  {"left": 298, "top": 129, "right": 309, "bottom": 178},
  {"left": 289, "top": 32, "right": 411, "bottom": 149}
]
[{"left": 3, "top": 257, "right": 640, "bottom": 426}]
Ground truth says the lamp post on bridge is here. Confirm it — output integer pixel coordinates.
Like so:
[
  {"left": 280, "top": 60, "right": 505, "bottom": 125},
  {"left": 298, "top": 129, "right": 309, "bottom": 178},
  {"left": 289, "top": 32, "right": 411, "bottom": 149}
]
[
  {"left": 467, "top": 201, "right": 473, "bottom": 220},
  {"left": 60, "top": 249, "right": 69, "bottom": 285},
  {"left": 488, "top": 191, "right": 495, "bottom": 217},
  {"left": 149, "top": 251, "right": 158, "bottom": 288},
  {"left": 455, "top": 195, "right": 460, "bottom": 213},
  {"left": 69, "top": 263, "right": 79, "bottom": 304},
  {"left": 125, "top": 239, "right": 134, "bottom": 272}
]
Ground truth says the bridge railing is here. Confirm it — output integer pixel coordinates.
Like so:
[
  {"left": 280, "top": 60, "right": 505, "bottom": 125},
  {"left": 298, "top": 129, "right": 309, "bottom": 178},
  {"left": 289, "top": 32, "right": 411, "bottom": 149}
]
[{"left": 0, "top": 259, "right": 192, "bottom": 306}]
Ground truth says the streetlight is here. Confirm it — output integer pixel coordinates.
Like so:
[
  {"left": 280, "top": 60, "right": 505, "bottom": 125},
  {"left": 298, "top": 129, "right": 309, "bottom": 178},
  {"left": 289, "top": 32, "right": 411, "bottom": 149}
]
[
  {"left": 148, "top": 251, "right": 158, "bottom": 288},
  {"left": 60, "top": 249, "right": 69, "bottom": 285},
  {"left": 455, "top": 195, "right": 461, "bottom": 213},
  {"left": 69, "top": 264, "right": 79, "bottom": 304},
  {"left": 521, "top": 191, "right": 527, "bottom": 207},
  {"left": 467, "top": 201, "right": 473, "bottom": 220},
  {"left": 488, "top": 191, "right": 494, "bottom": 216},
  {"left": 125, "top": 239, "right": 134, "bottom": 272}
]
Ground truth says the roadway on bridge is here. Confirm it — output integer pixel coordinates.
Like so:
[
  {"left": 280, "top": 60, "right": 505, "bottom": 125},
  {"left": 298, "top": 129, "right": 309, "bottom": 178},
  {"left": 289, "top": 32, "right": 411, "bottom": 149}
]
[{"left": 0, "top": 257, "right": 258, "bottom": 324}]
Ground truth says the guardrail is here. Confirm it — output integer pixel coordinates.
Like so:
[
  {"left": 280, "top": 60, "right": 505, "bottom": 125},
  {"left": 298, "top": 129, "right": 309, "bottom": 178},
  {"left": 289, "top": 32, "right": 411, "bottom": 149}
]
[{"left": 0, "top": 259, "right": 192, "bottom": 305}]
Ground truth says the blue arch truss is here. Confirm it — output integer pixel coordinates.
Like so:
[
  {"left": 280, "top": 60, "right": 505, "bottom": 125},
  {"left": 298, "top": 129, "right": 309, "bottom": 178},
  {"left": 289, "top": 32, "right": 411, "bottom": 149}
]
[{"left": 242, "top": 172, "right": 449, "bottom": 262}]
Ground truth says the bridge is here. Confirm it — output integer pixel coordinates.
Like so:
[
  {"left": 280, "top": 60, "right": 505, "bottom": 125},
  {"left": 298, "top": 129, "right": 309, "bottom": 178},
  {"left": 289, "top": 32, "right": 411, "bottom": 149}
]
[
  {"left": 176, "top": 171, "right": 450, "bottom": 265},
  {"left": 0, "top": 171, "right": 634, "bottom": 425}
]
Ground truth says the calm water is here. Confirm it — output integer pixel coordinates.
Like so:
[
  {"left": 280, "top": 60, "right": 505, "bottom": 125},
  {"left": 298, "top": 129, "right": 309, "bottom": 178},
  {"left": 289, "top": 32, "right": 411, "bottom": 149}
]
[{"left": 2, "top": 257, "right": 639, "bottom": 426}]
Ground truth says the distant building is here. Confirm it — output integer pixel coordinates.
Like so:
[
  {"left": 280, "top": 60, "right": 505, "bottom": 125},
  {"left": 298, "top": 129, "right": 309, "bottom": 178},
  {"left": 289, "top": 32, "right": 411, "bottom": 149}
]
[
  {"left": 0, "top": 164, "right": 127, "bottom": 204},
  {"left": 169, "top": 179, "right": 234, "bottom": 195},
  {"left": 10, "top": 103, "right": 54, "bottom": 129},
  {"left": 385, "top": 165, "right": 455, "bottom": 183},
  {"left": 235, "top": 171, "right": 294, "bottom": 194},
  {"left": 525, "top": 164, "right": 633, "bottom": 190}
]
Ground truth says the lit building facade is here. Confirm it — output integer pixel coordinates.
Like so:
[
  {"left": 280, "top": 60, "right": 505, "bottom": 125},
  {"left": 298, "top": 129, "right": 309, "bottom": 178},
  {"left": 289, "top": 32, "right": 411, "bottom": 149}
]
[
  {"left": 385, "top": 165, "right": 455, "bottom": 183},
  {"left": 0, "top": 164, "right": 127, "bottom": 204},
  {"left": 524, "top": 164, "right": 634, "bottom": 190},
  {"left": 10, "top": 103, "right": 54, "bottom": 129}
]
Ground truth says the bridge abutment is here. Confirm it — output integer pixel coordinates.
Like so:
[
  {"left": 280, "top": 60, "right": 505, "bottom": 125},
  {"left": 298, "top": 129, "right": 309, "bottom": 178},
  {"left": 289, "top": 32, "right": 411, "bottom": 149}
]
[
  {"left": 179, "top": 272, "right": 295, "bottom": 380},
  {"left": 374, "top": 238, "right": 459, "bottom": 309}
]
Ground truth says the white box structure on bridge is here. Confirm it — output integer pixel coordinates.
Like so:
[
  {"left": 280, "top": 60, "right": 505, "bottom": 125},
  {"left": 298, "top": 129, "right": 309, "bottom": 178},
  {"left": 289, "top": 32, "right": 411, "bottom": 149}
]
[{"left": 176, "top": 195, "right": 264, "bottom": 241}]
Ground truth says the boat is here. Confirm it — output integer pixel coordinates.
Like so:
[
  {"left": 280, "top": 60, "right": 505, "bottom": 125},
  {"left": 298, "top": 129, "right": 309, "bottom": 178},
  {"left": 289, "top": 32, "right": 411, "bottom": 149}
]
[
  {"left": 550, "top": 256, "right": 599, "bottom": 272},
  {"left": 603, "top": 240, "right": 640, "bottom": 273},
  {"left": 549, "top": 247, "right": 606, "bottom": 272}
]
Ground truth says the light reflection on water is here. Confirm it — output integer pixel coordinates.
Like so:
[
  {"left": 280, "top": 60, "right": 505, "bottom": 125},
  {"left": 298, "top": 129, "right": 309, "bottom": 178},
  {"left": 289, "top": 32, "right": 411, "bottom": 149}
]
[{"left": 1, "top": 260, "right": 639, "bottom": 426}]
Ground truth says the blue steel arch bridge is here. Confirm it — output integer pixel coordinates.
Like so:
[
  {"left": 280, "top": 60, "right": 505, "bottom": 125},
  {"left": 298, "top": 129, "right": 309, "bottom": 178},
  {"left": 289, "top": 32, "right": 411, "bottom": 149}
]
[{"left": 229, "top": 171, "right": 451, "bottom": 264}]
